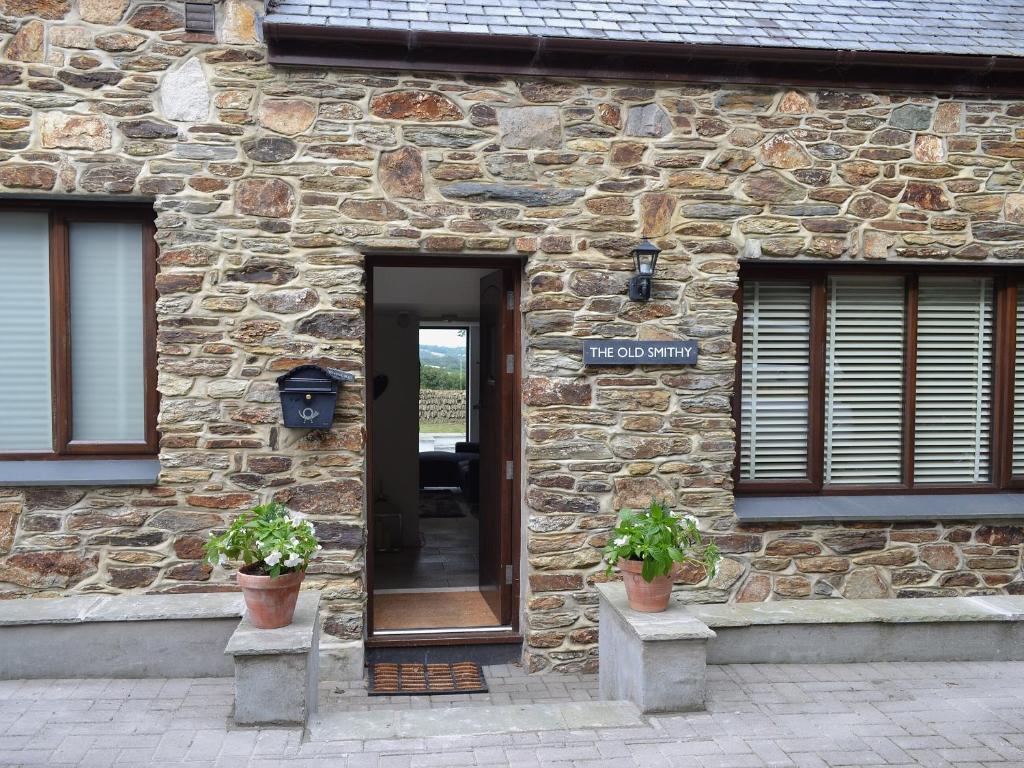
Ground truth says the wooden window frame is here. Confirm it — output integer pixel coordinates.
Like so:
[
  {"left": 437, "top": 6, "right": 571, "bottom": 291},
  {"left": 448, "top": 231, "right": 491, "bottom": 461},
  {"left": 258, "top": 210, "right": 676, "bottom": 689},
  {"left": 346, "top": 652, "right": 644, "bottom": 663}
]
[
  {"left": 0, "top": 200, "right": 158, "bottom": 461},
  {"left": 734, "top": 262, "right": 1023, "bottom": 496}
]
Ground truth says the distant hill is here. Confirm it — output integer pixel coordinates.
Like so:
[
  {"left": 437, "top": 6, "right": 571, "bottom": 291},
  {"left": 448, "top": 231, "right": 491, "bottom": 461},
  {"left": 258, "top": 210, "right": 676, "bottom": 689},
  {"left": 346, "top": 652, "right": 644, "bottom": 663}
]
[{"left": 420, "top": 344, "right": 466, "bottom": 373}]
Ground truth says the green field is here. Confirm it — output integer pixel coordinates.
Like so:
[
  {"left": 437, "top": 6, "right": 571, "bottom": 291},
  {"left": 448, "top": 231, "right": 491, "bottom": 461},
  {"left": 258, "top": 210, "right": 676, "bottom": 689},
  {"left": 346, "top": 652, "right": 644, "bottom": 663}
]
[{"left": 419, "top": 421, "right": 465, "bottom": 434}]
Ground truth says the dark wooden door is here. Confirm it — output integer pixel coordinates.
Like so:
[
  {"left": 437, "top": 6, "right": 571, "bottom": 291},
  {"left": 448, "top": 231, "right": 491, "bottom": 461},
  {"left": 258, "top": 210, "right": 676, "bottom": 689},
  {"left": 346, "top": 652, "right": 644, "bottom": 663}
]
[{"left": 478, "top": 269, "right": 514, "bottom": 624}]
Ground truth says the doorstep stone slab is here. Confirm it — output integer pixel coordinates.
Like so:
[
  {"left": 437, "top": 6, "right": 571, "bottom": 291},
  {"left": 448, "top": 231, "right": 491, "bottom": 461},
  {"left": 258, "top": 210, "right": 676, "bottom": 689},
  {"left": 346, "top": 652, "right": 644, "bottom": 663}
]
[
  {"left": 226, "top": 591, "right": 320, "bottom": 726},
  {"left": 597, "top": 583, "right": 714, "bottom": 714},
  {"left": 308, "top": 701, "right": 644, "bottom": 740}
]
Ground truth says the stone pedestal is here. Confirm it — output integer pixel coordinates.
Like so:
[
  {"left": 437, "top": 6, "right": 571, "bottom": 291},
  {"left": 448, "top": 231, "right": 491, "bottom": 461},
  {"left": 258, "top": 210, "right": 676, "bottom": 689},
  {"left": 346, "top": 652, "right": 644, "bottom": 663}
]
[
  {"left": 597, "top": 583, "right": 715, "bottom": 714},
  {"left": 225, "top": 591, "right": 321, "bottom": 726}
]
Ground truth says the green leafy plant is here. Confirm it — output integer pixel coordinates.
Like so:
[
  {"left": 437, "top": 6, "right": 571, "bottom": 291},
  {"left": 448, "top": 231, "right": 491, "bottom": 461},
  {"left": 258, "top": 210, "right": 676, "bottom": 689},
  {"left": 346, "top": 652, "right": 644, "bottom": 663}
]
[
  {"left": 205, "top": 501, "right": 321, "bottom": 578},
  {"left": 603, "top": 500, "right": 721, "bottom": 583}
]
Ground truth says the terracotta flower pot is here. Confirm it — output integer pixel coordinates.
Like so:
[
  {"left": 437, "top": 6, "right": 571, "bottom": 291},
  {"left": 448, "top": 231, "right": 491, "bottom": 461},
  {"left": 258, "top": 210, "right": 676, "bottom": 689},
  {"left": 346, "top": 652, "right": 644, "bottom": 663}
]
[
  {"left": 236, "top": 567, "right": 305, "bottom": 629},
  {"left": 618, "top": 558, "right": 676, "bottom": 613}
]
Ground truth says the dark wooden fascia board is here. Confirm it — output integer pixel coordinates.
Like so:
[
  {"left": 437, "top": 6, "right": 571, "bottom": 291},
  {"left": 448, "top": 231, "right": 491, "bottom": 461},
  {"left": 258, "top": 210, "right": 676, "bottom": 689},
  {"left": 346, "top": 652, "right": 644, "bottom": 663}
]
[{"left": 264, "top": 22, "right": 1024, "bottom": 96}]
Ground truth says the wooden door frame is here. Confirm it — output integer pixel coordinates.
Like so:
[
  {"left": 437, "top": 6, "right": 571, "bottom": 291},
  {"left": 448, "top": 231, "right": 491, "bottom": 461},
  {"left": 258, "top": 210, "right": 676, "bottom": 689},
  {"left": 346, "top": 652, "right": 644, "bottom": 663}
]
[{"left": 364, "top": 253, "right": 524, "bottom": 645}]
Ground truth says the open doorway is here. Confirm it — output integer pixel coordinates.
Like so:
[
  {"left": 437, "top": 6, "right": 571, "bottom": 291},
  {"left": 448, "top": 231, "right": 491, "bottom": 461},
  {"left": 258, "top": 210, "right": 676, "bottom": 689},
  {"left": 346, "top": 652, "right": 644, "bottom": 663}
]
[{"left": 367, "top": 258, "right": 520, "bottom": 638}]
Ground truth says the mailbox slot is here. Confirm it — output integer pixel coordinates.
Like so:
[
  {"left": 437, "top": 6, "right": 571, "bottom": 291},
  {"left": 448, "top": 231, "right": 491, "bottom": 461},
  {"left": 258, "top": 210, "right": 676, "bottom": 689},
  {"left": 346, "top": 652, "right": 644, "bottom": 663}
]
[{"left": 276, "top": 364, "right": 355, "bottom": 429}]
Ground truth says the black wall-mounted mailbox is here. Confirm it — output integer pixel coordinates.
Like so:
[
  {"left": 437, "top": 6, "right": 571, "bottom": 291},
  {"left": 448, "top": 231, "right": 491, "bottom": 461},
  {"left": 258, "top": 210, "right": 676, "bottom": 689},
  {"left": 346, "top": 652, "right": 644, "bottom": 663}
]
[{"left": 276, "top": 364, "right": 355, "bottom": 429}]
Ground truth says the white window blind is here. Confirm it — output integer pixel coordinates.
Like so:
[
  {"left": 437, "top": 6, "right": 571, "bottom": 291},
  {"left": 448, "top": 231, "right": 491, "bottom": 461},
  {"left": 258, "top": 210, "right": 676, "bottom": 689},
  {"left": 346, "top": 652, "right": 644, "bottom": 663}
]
[
  {"left": 69, "top": 222, "right": 146, "bottom": 443},
  {"left": 740, "top": 281, "right": 811, "bottom": 480},
  {"left": 914, "top": 276, "right": 993, "bottom": 483},
  {"left": 824, "top": 276, "right": 905, "bottom": 485},
  {"left": 0, "top": 212, "right": 52, "bottom": 452},
  {"left": 1015, "top": 289, "right": 1024, "bottom": 476}
]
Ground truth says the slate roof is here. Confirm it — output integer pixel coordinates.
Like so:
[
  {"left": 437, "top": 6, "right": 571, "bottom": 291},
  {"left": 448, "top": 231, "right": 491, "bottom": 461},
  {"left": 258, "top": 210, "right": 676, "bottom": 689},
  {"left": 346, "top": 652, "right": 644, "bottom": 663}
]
[{"left": 265, "top": 0, "right": 1024, "bottom": 58}]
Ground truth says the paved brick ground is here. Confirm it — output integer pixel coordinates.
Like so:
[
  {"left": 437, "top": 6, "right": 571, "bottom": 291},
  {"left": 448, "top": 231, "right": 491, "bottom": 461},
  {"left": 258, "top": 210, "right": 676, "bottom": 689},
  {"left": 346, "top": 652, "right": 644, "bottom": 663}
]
[{"left": 2, "top": 661, "right": 1024, "bottom": 767}]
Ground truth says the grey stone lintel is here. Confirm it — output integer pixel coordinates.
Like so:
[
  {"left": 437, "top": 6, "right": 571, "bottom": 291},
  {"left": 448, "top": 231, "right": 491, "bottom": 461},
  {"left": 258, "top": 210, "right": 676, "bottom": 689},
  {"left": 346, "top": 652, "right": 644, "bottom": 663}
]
[
  {"left": 735, "top": 492, "right": 1024, "bottom": 523},
  {"left": 0, "top": 459, "right": 160, "bottom": 486}
]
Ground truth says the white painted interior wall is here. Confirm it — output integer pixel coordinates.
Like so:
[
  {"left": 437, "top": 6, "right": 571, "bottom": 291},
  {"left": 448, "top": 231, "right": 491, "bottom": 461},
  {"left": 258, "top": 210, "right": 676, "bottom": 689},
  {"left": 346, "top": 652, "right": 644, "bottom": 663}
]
[{"left": 371, "top": 309, "right": 421, "bottom": 547}]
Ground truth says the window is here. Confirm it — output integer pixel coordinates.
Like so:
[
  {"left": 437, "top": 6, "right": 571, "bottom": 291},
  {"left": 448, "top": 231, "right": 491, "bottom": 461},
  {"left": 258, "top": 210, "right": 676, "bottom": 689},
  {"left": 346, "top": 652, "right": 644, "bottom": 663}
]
[
  {"left": 0, "top": 202, "right": 157, "bottom": 459},
  {"left": 737, "top": 266, "right": 1024, "bottom": 494},
  {"left": 418, "top": 325, "right": 470, "bottom": 453}
]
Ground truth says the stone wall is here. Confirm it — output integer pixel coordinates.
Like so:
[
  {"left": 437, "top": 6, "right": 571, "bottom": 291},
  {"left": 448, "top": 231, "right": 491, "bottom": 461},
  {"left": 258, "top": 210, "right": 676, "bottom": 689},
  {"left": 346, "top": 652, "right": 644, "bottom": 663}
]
[
  {"left": 0, "top": 0, "right": 1022, "bottom": 672},
  {"left": 419, "top": 389, "right": 467, "bottom": 424}
]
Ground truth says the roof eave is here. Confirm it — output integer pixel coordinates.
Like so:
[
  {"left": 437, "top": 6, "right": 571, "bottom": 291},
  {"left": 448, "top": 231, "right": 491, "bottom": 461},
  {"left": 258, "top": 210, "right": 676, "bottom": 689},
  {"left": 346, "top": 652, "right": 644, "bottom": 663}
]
[{"left": 263, "top": 22, "right": 1024, "bottom": 96}]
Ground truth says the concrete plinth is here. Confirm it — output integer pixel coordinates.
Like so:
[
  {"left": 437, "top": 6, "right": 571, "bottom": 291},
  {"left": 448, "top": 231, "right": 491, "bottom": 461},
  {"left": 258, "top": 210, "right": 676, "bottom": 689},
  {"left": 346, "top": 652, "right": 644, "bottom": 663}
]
[
  {"left": 597, "top": 583, "right": 715, "bottom": 714},
  {"left": 0, "top": 594, "right": 244, "bottom": 679},
  {"left": 688, "top": 594, "right": 1024, "bottom": 664},
  {"left": 225, "top": 591, "right": 321, "bottom": 726}
]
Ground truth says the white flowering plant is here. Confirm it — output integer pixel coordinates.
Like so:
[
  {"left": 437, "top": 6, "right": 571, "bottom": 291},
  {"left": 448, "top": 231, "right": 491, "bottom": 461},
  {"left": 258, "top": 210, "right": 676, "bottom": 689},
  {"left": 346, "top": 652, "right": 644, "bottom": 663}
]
[
  {"left": 603, "top": 499, "right": 721, "bottom": 583},
  {"left": 205, "top": 501, "right": 321, "bottom": 578}
]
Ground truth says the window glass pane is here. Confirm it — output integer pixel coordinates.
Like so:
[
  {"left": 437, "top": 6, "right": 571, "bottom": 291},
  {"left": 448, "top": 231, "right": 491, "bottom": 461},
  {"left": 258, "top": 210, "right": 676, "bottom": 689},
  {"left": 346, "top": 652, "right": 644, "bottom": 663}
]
[
  {"left": 1015, "top": 288, "right": 1024, "bottom": 475},
  {"left": 914, "top": 276, "right": 993, "bottom": 483},
  {"left": 0, "top": 212, "right": 52, "bottom": 452},
  {"left": 740, "top": 281, "right": 811, "bottom": 481},
  {"left": 825, "top": 276, "right": 905, "bottom": 485},
  {"left": 69, "top": 222, "right": 146, "bottom": 442}
]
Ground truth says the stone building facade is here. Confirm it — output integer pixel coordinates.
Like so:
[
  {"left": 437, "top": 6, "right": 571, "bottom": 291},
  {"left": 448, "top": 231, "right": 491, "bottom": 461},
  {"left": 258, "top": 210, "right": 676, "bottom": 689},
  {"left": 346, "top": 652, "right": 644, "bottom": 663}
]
[{"left": 0, "top": 0, "right": 1022, "bottom": 672}]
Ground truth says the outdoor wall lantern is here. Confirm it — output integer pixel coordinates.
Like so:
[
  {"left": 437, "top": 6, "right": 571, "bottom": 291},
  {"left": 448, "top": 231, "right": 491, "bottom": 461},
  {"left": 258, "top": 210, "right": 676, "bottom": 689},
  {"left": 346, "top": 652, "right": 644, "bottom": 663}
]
[
  {"left": 277, "top": 364, "right": 354, "bottom": 429},
  {"left": 628, "top": 237, "right": 661, "bottom": 302}
]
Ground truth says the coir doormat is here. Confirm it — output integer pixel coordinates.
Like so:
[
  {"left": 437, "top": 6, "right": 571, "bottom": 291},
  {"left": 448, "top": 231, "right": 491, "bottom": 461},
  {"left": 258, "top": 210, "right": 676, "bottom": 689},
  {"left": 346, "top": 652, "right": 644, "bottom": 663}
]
[{"left": 367, "top": 662, "right": 488, "bottom": 696}]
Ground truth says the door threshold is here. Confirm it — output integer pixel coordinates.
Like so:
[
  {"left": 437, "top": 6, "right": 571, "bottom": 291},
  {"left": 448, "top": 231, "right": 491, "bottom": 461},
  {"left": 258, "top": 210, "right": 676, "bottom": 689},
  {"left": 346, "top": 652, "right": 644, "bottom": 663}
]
[
  {"left": 374, "top": 593, "right": 485, "bottom": 598},
  {"left": 375, "top": 625, "right": 513, "bottom": 636},
  {"left": 367, "top": 629, "right": 521, "bottom": 648}
]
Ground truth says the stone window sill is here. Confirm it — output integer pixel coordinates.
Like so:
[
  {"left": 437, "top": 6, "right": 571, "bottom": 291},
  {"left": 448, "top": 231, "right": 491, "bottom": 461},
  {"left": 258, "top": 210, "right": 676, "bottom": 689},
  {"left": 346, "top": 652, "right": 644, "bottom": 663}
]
[
  {"left": 0, "top": 460, "right": 160, "bottom": 487},
  {"left": 735, "top": 493, "right": 1024, "bottom": 523}
]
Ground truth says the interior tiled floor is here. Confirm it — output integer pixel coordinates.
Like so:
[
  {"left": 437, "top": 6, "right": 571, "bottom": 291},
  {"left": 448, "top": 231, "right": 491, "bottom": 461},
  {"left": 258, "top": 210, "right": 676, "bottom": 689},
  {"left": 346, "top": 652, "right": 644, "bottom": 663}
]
[{"left": 373, "top": 491, "right": 479, "bottom": 591}]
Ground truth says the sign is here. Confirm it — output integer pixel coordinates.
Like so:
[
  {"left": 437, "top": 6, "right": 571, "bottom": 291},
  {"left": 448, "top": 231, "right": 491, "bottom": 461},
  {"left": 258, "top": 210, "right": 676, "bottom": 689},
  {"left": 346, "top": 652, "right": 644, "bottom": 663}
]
[{"left": 583, "top": 340, "right": 698, "bottom": 366}]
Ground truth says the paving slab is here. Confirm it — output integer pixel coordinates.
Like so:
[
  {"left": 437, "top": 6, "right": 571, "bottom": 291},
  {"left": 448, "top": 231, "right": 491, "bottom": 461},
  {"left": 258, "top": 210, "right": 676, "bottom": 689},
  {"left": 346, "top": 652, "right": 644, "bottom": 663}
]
[
  {"left": 688, "top": 598, "right": 878, "bottom": 628},
  {"left": 5, "top": 661, "right": 1024, "bottom": 765},
  {"left": 861, "top": 596, "right": 1021, "bottom": 624},
  {"left": 970, "top": 595, "right": 1024, "bottom": 619},
  {"left": 0, "top": 594, "right": 245, "bottom": 626},
  {"left": 597, "top": 584, "right": 716, "bottom": 641},
  {"left": 0, "top": 596, "right": 103, "bottom": 626},
  {"left": 309, "top": 700, "right": 643, "bottom": 740},
  {"left": 225, "top": 592, "right": 320, "bottom": 656},
  {"left": 86, "top": 594, "right": 244, "bottom": 623}
]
